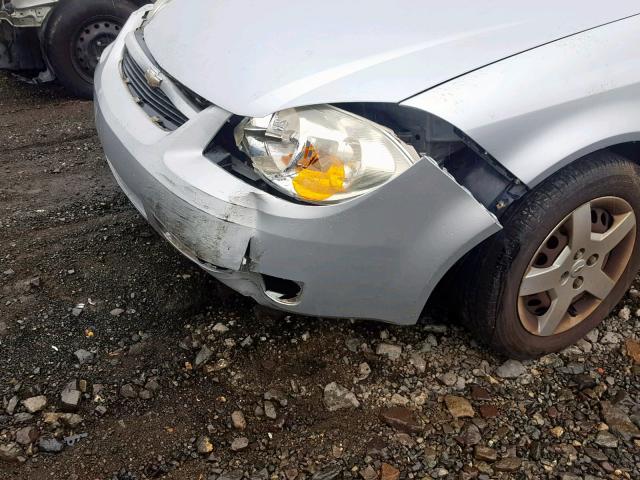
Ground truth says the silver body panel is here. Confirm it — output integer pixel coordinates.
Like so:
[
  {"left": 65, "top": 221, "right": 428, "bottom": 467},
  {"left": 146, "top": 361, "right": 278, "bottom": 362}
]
[
  {"left": 143, "top": 0, "right": 640, "bottom": 117},
  {"left": 404, "top": 14, "right": 640, "bottom": 188}
]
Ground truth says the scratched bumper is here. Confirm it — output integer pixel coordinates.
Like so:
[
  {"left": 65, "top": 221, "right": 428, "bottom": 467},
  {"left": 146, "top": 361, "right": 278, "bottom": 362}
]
[{"left": 94, "top": 11, "right": 502, "bottom": 324}]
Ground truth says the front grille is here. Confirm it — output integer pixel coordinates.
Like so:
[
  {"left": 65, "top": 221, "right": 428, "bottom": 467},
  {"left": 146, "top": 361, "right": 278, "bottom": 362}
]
[{"left": 121, "top": 48, "right": 188, "bottom": 131}]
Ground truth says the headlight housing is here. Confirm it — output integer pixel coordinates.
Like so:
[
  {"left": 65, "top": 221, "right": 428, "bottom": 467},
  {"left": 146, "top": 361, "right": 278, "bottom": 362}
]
[{"left": 235, "top": 105, "right": 420, "bottom": 204}]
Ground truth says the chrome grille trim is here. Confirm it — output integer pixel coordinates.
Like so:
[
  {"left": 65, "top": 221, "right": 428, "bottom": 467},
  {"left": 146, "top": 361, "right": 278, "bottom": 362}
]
[{"left": 121, "top": 48, "right": 189, "bottom": 131}]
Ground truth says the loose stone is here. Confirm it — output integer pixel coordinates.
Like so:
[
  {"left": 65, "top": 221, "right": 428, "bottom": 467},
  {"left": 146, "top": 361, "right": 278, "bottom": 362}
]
[
  {"left": 22, "top": 396, "right": 47, "bottom": 414},
  {"left": 444, "top": 395, "right": 475, "bottom": 418}
]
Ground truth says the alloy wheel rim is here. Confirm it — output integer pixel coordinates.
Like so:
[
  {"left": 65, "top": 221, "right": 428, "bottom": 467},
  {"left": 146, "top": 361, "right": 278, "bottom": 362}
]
[{"left": 518, "top": 196, "right": 636, "bottom": 336}]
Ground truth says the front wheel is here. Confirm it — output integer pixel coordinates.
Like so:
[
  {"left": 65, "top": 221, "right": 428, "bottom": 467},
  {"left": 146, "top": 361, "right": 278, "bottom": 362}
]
[
  {"left": 43, "top": 0, "right": 138, "bottom": 99},
  {"left": 460, "top": 151, "right": 640, "bottom": 358}
]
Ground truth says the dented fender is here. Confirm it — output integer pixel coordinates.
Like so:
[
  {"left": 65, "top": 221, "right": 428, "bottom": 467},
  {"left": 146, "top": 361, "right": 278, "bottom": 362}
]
[
  {"left": 243, "top": 156, "right": 502, "bottom": 323},
  {"left": 403, "top": 14, "right": 640, "bottom": 189}
]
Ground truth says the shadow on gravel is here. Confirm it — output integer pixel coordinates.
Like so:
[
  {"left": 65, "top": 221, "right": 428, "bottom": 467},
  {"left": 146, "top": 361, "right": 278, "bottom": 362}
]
[{"left": 0, "top": 73, "right": 73, "bottom": 105}]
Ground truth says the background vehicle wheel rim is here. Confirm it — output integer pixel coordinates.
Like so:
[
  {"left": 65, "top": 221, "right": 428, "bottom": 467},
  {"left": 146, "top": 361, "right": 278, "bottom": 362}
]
[
  {"left": 518, "top": 196, "right": 636, "bottom": 336},
  {"left": 73, "top": 19, "right": 122, "bottom": 82}
]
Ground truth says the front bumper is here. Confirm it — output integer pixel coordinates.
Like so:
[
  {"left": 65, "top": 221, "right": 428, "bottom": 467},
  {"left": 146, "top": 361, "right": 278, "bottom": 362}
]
[{"left": 94, "top": 11, "right": 501, "bottom": 324}]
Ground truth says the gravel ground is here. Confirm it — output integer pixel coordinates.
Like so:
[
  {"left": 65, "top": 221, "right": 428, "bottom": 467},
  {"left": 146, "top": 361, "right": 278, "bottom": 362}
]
[{"left": 1, "top": 73, "right": 639, "bottom": 480}]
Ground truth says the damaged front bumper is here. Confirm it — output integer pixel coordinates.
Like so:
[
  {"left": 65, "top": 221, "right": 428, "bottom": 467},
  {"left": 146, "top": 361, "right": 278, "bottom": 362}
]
[{"left": 94, "top": 13, "right": 501, "bottom": 325}]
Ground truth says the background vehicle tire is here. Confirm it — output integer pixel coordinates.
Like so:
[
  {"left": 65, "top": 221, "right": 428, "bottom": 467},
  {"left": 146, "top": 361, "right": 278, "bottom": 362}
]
[
  {"left": 459, "top": 151, "right": 640, "bottom": 359},
  {"left": 43, "top": 0, "right": 138, "bottom": 99}
]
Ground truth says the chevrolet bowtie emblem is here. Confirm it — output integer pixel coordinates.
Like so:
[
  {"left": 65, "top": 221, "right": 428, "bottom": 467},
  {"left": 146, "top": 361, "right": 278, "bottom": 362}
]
[{"left": 144, "top": 68, "right": 163, "bottom": 89}]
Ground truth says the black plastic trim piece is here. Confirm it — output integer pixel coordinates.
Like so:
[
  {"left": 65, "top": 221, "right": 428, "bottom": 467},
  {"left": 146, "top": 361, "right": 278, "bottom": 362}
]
[
  {"left": 337, "top": 102, "right": 529, "bottom": 217},
  {"left": 452, "top": 127, "right": 529, "bottom": 216}
]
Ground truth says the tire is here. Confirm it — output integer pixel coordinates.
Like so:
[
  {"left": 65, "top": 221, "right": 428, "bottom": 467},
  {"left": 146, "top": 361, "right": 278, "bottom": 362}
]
[
  {"left": 43, "top": 0, "right": 138, "bottom": 99},
  {"left": 459, "top": 151, "right": 640, "bottom": 359}
]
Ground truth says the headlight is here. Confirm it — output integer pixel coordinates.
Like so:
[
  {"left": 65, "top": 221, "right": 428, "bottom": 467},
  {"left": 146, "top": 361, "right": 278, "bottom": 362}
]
[
  {"left": 235, "top": 105, "right": 420, "bottom": 204},
  {"left": 144, "top": 0, "right": 173, "bottom": 24}
]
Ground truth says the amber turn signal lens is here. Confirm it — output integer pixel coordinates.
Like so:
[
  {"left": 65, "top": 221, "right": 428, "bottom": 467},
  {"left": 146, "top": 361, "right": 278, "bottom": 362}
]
[{"left": 293, "top": 160, "right": 346, "bottom": 201}]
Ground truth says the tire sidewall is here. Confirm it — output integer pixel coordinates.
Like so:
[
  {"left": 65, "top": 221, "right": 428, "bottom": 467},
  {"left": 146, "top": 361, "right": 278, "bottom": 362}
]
[
  {"left": 44, "top": 0, "right": 137, "bottom": 98},
  {"left": 493, "top": 159, "right": 640, "bottom": 358}
]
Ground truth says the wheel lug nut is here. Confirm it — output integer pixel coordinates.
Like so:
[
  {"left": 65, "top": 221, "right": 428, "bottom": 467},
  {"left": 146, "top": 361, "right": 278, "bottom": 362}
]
[
  {"left": 573, "top": 277, "right": 584, "bottom": 289},
  {"left": 587, "top": 254, "right": 599, "bottom": 266},
  {"left": 574, "top": 249, "right": 585, "bottom": 260},
  {"left": 561, "top": 272, "right": 570, "bottom": 284}
]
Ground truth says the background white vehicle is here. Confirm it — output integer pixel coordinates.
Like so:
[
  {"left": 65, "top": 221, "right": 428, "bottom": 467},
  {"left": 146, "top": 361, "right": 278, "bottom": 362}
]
[{"left": 0, "top": 0, "right": 147, "bottom": 98}]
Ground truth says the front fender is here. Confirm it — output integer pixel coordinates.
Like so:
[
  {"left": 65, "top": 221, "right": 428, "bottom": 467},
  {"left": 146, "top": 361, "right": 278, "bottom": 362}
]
[{"left": 403, "top": 14, "right": 640, "bottom": 188}]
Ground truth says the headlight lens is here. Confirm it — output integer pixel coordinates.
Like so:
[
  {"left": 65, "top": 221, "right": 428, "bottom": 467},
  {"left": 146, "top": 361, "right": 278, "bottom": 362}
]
[{"left": 235, "top": 105, "right": 420, "bottom": 204}]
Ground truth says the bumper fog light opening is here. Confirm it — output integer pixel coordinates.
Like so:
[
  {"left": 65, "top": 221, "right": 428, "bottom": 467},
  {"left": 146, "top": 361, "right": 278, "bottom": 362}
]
[{"left": 261, "top": 274, "right": 303, "bottom": 305}]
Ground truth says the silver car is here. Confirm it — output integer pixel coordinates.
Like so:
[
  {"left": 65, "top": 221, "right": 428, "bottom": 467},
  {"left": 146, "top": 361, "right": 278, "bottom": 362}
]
[{"left": 95, "top": 0, "right": 640, "bottom": 358}]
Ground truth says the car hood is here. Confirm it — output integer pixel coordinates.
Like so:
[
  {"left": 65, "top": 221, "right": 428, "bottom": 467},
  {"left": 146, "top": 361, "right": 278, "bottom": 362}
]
[{"left": 144, "top": 0, "right": 639, "bottom": 117}]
